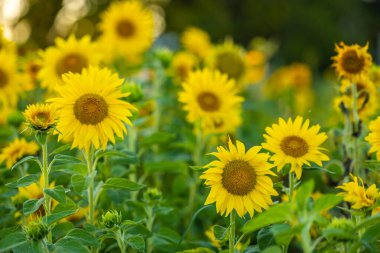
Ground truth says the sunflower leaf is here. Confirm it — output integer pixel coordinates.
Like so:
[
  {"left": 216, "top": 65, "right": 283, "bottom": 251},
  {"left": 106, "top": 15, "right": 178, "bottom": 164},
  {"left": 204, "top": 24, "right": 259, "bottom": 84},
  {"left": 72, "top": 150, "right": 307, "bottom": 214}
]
[
  {"left": 23, "top": 198, "right": 45, "bottom": 216},
  {"left": 6, "top": 174, "right": 40, "bottom": 188},
  {"left": 11, "top": 156, "right": 41, "bottom": 171}
]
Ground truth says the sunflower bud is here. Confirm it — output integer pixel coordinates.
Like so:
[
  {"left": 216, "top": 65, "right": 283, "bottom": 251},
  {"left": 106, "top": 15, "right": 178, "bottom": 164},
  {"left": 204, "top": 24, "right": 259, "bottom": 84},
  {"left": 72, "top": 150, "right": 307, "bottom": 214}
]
[
  {"left": 24, "top": 220, "right": 48, "bottom": 241},
  {"left": 101, "top": 210, "right": 122, "bottom": 228},
  {"left": 143, "top": 188, "right": 162, "bottom": 204},
  {"left": 122, "top": 82, "right": 143, "bottom": 103},
  {"left": 23, "top": 104, "right": 58, "bottom": 133}
]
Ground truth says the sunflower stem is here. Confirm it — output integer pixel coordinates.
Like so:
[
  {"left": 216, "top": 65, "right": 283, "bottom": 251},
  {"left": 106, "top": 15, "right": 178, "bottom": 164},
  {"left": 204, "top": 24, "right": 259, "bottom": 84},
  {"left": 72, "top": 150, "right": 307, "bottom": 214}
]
[
  {"left": 229, "top": 210, "right": 236, "bottom": 253},
  {"left": 288, "top": 171, "right": 294, "bottom": 202},
  {"left": 86, "top": 147, "right": 95, "bottom": 226},
  {"left": 350, "top": 82, "right": 360, "bottom": 175},
  {"left": 41, "top": 134, "right": 52, "bottom": 243}
]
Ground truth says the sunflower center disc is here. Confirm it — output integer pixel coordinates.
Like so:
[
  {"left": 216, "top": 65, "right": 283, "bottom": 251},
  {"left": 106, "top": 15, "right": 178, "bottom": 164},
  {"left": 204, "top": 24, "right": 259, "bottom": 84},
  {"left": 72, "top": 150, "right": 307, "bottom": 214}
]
[
  {"left": 341, "top": 50, "right": 364, "bottom": 74},
  {"left": 197, "top": 92, "right": 221, "bottom": 111},
  {"left": 74, "top": 93, "right": 108, "bottom": 125},
  {"left": 280, "top": 135, "right": 309, "bottom": 158},
  {"left": 34, "top": 112, "right": 49, "bottom": 123},
  {"left": 56, "top": 53, "right": 88, "bottom": 76},
  {"left": 215, "top": 52, "right": 245, "bottom": 80},
  {"left": 222, "top": 160, "right": 256, "bottom": 196},
  {"left": 116, "top": 20, "right": 135, "bottom": 37},
  {"left": 0, "top": 69, "right": 8, "bottom": 88}
]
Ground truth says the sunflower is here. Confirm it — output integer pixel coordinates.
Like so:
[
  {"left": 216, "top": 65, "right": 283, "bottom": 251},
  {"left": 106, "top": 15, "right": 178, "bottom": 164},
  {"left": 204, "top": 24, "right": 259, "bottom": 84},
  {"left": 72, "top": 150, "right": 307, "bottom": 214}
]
[
  {"left": 49, "top": 66, "right": 137, "bottom": 151},
  {"left": 202, "top": 109, "right": 242, "bottom": 135},
  {"left": 38, "top": 35, "right": 101, "bottom": 91},
  {"left": 201, "top": 139, "right": 278, "bottom": 217},
  {"left": 245, "top": 50, "right": 266, "bottom": 84},
  {"left": 337, "top": 174, "right": 379, "bottom": 210},
  {"left": 20, "top": 57, "right": 41, "bottom": 91},
  {"left": 207, "top": 41, "right": 247, "bottom": 83},
  {"left": 0, "top": 138, "right": 39, "bottom": 169},
  {"left": 0, "top": 27, "right": 16, "bottom": 53},
  {"left": 170, "top": 51, "right": 197, "bottom": 83},
  {"left": 369, "top": 65, "right": 380, "bottom": 87},
  {"left": 98, "top": 0, "right": 154, "bottom": 59},
  {"left": 178, "top": 69, "right": 243, "bottom": 130},
  {"left": 365, "top": 117, "right": 380, "bottom": 160},
  {"left": 332, "top": 42, "right": 372, "bottom": 81},
  {"left": 262, "top": 116, "right": 329, "bottom": 179},
  {"left": 181, "top": 27, "right": 211, "bottom": 59},
  {"left": 23, "top": 103, "right": 58, "bottom": 132},
  {"left": 0, "top": 50, "right": 21, "bottom": 106},
  {"left": 335, "top": 77, "right": 377, "bottom": 119}
]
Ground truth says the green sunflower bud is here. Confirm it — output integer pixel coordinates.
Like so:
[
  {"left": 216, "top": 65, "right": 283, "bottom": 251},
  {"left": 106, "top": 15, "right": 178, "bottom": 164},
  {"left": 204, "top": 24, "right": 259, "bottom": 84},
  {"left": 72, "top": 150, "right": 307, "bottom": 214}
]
[
  {"left": 143, "top": 188, "right": 162, "bottom": 204},
  {"left": 122, "top": 82, "right": 143, "bottom": 103},
  {"left": 24, "top": 220, "right": 48, "bottom": 241},
  {"left": 101, "top": 210, "right": 122, "bottom": 228}
]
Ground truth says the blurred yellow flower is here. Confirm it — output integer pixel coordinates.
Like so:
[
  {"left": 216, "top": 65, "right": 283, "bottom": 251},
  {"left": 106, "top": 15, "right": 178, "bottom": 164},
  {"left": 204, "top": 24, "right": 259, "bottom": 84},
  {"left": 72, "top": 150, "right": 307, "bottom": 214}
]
[
  {"left": 99, "top": 0, "right": 154, "bottom": 59},
  {"left": 0, "top": 138, "right": 39, "bottom": 169},
  {"left": 23, "top": 103, "right": 58, "bottom": 132},
  {"left": 262, "top": 116, "right": 329, "bottom": 179},
  {"left": 20, "top": 58, "right": 41, "bottom": 91},
  {"left": 0, "top": 50, "right": 21, "bottom": 107},
  {"left": 170, "top": 51, "right": 197, "bottom": 83},
  {"left": 201, "top": 139, "right": 278, "bottom": 217},
  {"left": 202, "top": 108, "right": 242, "bottom": 135},
  {"left": 366, "top": 117, "right": 380, "bottom": 160},
  {"left": 369, "top": 65, "right": 380, "bottom": 87},
  {"left": 178, "top": 69, "right": 243, "bottom": 131},
  {"left": 38, "top": 35, "right": 102, "bottom": 91},
  {"left": 207, "top": 41, "right": 247, "bottom": 84},
  {"left": 244, "top": 50, "right": 267, "bottom": 84},
  {"left": 49, "top": 66, "right": 136, "bottom": 151},
  {"left": 337, "top": 174, "right": 379, "bottom": 210},
  {"left": 181, "top": 27, "right": 211, "bottom": 59},
  {"left": 332, "top": 42, "right": 372, "bottom": 81},
  {"left": 205, "top": 227, "right": 221, "bottom": 249}
]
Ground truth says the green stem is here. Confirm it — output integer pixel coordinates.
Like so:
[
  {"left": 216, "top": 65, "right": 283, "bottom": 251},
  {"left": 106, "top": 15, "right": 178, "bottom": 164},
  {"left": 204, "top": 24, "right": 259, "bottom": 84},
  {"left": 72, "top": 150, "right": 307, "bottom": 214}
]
[
  {"left": 115, "top": 229, "right": 126, "bottom": 253},
  {"left": 229, "top": 211, "right": 236, "bottom": 253},
  {"left": 288, "top": 171, "right": 294, "bottom": 202},
  {"left": 146, "top": 206, "right": 155, "bottom": 253},
  {"left": 350, "top": 82, "right": 360, "bottom": 175},
  {"left": 86, "top": 148, "right": 95, "bottom": 226},
  {"left": 41, "top": 135, "right": 52, "bottom": 242}
]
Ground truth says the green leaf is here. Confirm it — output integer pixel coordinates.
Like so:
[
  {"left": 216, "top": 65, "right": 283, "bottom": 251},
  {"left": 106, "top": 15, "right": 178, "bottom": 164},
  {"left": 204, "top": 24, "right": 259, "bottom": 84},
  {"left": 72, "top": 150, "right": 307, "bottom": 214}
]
[
  {"left": 49, "top": 144, "right": 71, "bottom": 157},
  {"left": 126, "top": 235, "right": 145, "bottom": 252},
  {"left": 355, "top": 213, "right": 380, "bottom": 231},
  {"left": 360, "top": 222, "right": 380, "bottom": 245},
  {"left": 54, "top": 238, "right": 90, "bottom": 253},
  {"left": 140, "top": 131, "right": 175, "bottom": 147},
  {"left": 189, "top": 165, "right": 206, "bottom": 171},
  {"left": 44, "top": 202, "right": 77, "bottom": 225},
  {"left": 322, "top": 228, "right": 356, "bottom": 241},
  {"left": 314, "top": 194, "right": 342, "bottom": 212},
  {"left": 213, "top": 225, "right": 228, "bottom": 241},
  {"left": 242, "top": 203, "right": 292, "bottom": 233},
  {"left": 95, "top": 150, "right": 138, "bottom": 164},
  {"left": 44, "top": 186, "right": 66, "bottom": 204},
  {"left": 258, "top": 228, "right": 276, "bottom": 250},
  {"left": 144, "top": 161, "right": 188, "bottom": 174},
  {"left": 6, "top": 174, "right": 40, "bottom": 188},
  {"left": 295, "top": 180, "right": 314, "bottom": 208},
  {"left": 261, "top": 245, "right": 282, "bottom": 253},
  {"left": 103, "top": 177, "right": 145, "bottom": 191},
  {"left": 23, "top": 198, "right": 45, "bottom": 216},
  {"left": 51, "top": 154, "right": 82, "bottom": 165},
  {"left": 11, "top": 156, "right": 41, "bottom": 171},
  {"left": 271, "top": 224, "right": 295, "bottom": 246},
  {"left": 66, "top": 229, "right": 99, "bottom": 247},
  {"left": 71, "top": 174, "right": 87, "bottom": 193},
  {"left": 0, "top": 232, "right": 26, "bottom": 252}
]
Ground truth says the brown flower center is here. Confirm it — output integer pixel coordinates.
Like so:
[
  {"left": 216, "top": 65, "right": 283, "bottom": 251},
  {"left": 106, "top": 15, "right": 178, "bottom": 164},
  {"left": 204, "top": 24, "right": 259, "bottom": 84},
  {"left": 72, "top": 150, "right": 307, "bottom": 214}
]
[
  {"left": 34, "top": 112, "right": 49, "bottom": 123},
  {"left": 74, "top": 94, "right": 108, "bottom": 125},
  {"left": 0, "top": 69, "right": 8, "bottom": 88},
  {"left": 197, "top": 92, "right": 221, "bottom": 112},
  {"left": 56, "top": 53, "right": 88, "bottom": 77},
  {"left": 341, "top": 50, "right": 365, "bottom": 74},
  {"left": 116, "top": 20, "right": 135, "bottom": 38},
  {"left": 222, "top": 160, "right": 256, "bottom": 196},
  {"left": 215, "top": 52, "right": 245, "bottom": 80},
  {"left": 280, "top": 135, "right": 308, "bottom": 158}
]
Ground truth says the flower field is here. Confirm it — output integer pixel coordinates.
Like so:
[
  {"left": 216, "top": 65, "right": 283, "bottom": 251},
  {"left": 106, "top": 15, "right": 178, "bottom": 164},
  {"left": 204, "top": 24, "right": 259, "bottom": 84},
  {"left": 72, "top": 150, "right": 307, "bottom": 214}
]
[{"left": 0, "top": 1, "right": 380, "bottom": 252}]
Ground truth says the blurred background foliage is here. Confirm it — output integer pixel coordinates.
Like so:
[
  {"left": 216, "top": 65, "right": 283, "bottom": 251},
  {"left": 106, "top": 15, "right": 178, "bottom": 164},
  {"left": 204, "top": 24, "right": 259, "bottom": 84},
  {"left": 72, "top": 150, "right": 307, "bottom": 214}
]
[{"left": 2, "top": 0, "right": 380, "bottom": 70}]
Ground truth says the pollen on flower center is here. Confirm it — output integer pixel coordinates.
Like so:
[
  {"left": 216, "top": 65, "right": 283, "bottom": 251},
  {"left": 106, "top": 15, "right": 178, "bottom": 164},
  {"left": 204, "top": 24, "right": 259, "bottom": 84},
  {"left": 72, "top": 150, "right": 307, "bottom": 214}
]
[
  {"left": 280, "top": 135, "right": 309, "bottom": 158},
  {"left": 116, "top": 20, "right": 135, "bottom": 38},
  {"left": 34, "top": 112, "right": 49, "bottom": 123},
  {"left": 222, "top": 160, "right": 256, "bottom": 196},
  {"left": 341, "top": 50, "right": 365, "bottom": 74},
  {"left": 74, "top": 94, "right": 108, "bottom": 125},
  {"left": 0, "top": 69, "right": 8, "bottom": 88},
  {"left": 215, "top": 52, "right": 245, "bottom": 79},
  {"left": 56, "top": 53, "right": 88, "bottom": 76},
  {"left": 197, "top": 92, "right": 221, "bottom": 111}
]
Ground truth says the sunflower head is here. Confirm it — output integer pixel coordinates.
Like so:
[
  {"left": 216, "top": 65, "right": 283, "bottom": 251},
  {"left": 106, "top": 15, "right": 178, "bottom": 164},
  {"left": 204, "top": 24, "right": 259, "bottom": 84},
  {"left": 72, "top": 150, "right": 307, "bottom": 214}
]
[
  {"left": 337, "top": 174, "right": 379, "bottom": 210},
  {"left": 99, "top": 0, "right": 154, "bottom": 59},
  {"left": 332, "top": 42, "right": 372, "bottom": 81},
  {"left": 24, "top": 219, "right": 48, "bottom": 241},
  {"left": 366, "top": 117, "right": 380, "bottom": 160},
  {"left": 181, "top": 27, "right": 211, "bottom": 59},
  {"left": 369, "top": 65, "right": 380, "bottom": 87},
  {"left": 171, "top": 51, "right": 197, "bottom": 83},
  {"left": 38, "top": 35, "right": 101, "bottom": 91},
  {"left": 178, "top": 69, "right": 243, "bottom": 131},
  {"left": 262, "top": 116, "right": 329, "bottom": 179},
  {"left": 49, "top": 66, "right": 137, "bottom": 151},
  {"left": 0, "top": 50, "right": 20, "bottom": 106},
  {"left": 0, "top": 138, "right": 39, "bottom": 169},
  {"left": 201, "top": 139, "right": 278, "bottom": 217},
  {"left": 207, "top": 41, "right": 247, "bottom": 82},
  {"left": 23, "top": 103, "right": 58, "bottom": 132}
]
